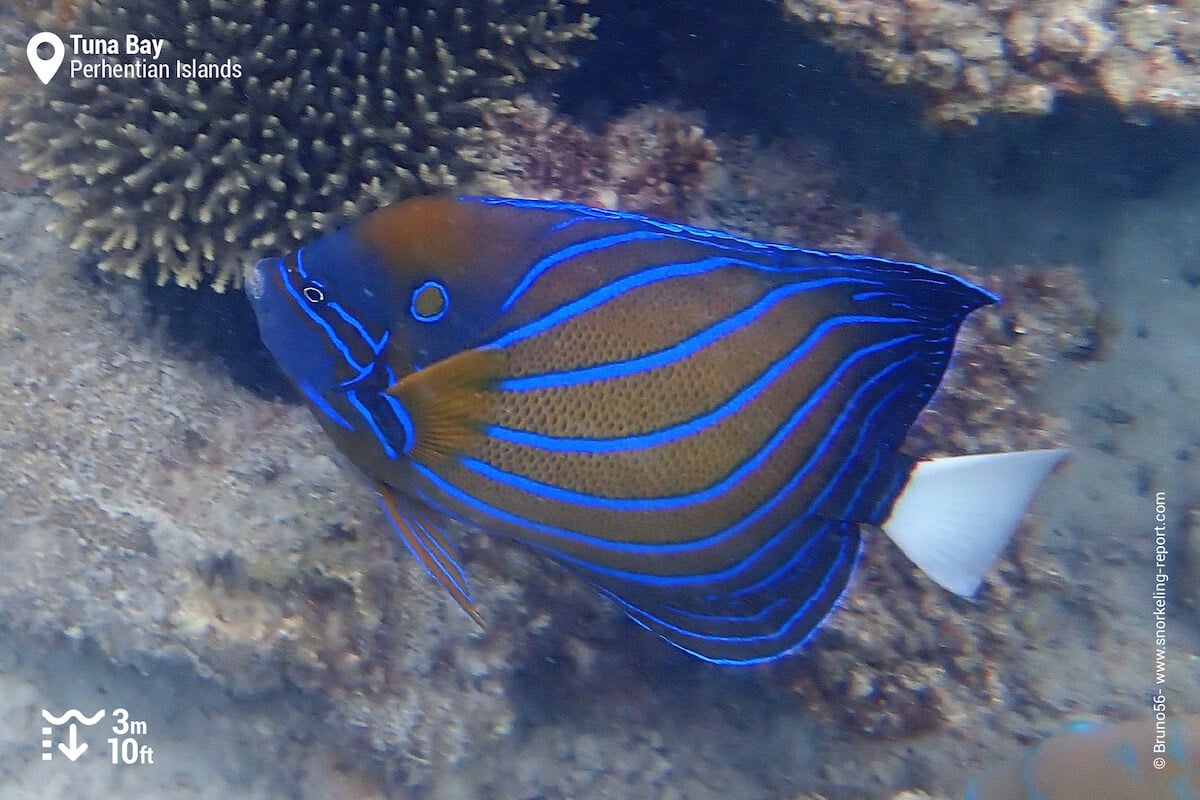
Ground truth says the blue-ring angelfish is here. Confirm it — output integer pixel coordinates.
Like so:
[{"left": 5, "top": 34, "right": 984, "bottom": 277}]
[{"left": 244, "top": 195, "right": 1068, "bottom": 665}]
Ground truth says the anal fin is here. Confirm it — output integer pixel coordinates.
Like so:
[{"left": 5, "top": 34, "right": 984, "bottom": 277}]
[
  {"left": 375, "top": 481, "right": 485, "bottom": 629},
  {"left": 584, "top": 519, "right": 860, "bottom": 665}
]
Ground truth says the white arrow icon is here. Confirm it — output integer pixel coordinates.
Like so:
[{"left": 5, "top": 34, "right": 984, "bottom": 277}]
[
  {"left": 27, "top": 32, "right": 65, "bottom": 85},
  {"left": 57, "top": 723, "right": 87, "bottom": 761}
]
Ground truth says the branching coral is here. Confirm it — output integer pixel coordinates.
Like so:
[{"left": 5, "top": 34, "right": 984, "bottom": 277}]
[{"left": 2, "top": 0, "right": 594, "bottom": 290}]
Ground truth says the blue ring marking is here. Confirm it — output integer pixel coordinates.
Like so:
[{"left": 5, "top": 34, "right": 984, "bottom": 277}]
[
  {"left": 497, "top": 277, "right": 882, "bottom": 391},
  {"left": 411, "top": 280, "right": 449, "bottom": 323},
  {"left": 488, "top": 315, "right": 916, "bottom": 453},
  {"left": 409, "top": 346, "right": 918, "bottom": 574}
]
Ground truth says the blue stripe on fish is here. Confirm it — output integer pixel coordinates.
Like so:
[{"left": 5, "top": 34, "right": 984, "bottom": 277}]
[
  {"left": 502, "top": 229, "right": 666, "bottom": 312},
  {"left": 299, "top": 381, "right": 354, "bottom": 431},
  {"left": 472, "top": 197, "right": 1001, "bottom": 304},
  {"left": 246, "top": 194, "right": 1028, "bottom": 665},
  {"left": 490, "top": 256, "right": 756, "bottom": 348},
  {"left": 465, "top": 342, "right": 919, "bottom": 511},
  {"left": 408, "top": 350, "right": 917, "bottom": 571},
  {"left": 346, "top": 390, "right": 398, "bottom": 460},
  {"left": 487, "top": 321, "right": 919, "bottom": 453},
  {"left": 496, "top": 279, "right": 886, "bottom": 391},
  {"left": 403, "top": 504, "right": 472, "bottom": 599},
  {"left": 597, "top": 524, "right": 862, "bottom": 665},
  {"left": 285, "top": 251, "right": 370, "bottom": 371}
]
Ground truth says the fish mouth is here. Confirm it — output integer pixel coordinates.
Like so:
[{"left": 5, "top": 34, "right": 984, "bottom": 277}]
[{"left": 244, "top": 258, "right": 271, "bottom": 301}]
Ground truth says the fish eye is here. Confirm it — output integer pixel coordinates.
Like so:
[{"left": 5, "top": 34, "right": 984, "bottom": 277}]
[
  {"left": 411, "top": 280, "right": 448, "bottom": 323},
  {"left": 302, "top": 284, "right": 325, "bottom": 303}
]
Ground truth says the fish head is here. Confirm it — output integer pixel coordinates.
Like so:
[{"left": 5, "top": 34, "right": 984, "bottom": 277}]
[
  {"left": 348, "top": 195, "right": 545, "bottom": 369},
  {"left": 244, "top": 195, "right": 539, "bottom": 399},
  {"left": 243, "top": 226, "right": 399, "bottom": 399}
]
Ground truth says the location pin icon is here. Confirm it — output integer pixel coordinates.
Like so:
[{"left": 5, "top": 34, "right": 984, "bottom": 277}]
[{"left": 27, "top": 32, "right": 65, "bottom": 85}]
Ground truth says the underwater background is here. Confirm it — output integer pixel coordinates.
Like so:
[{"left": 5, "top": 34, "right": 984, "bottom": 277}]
[{"left": 0, "top": 1, "right": 1197, "bottom": 798}]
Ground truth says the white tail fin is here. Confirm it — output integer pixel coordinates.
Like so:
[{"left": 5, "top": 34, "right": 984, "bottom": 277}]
[{"left": 881, "top": 449, "right": 1069, "bottom": 597}]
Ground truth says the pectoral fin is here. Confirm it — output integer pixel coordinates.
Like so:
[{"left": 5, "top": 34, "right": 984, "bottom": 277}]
[
  {"left": 375, "top": 481, "right": 485, "bottom": 629},
  {"left": 386, "top": 348, "right": 504, "bottom": 463}
]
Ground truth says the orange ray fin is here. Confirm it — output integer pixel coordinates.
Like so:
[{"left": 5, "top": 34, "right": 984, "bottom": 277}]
[
  {"left": 375, "top": 481, "right": 485, "bottom": 629},
  {"left": 385, "top": 348, "right": 505, "bottom": 463}
]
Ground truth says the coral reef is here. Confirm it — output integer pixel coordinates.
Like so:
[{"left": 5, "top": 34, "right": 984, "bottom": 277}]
[
  {"left": 691, "top": 134, "right": 1101, "bottom": 738},
  {"left": 2, "top": 0, "right": 85, "bottom": 29},
  {"left": 0, "top": 89, "right": 1115, "bottom": 795},
  {"left": 1, "top": 0, "right": 594, "bottom": 290},
  {"left": 781, "top": 0, "right": 1200, "bottom": 122},
  {"left": 468, "top": 103, "right": 1104, "bottom": 741},
  {"left": 473, "top": 95, "right": 717, "bottom": 218},
  {"left": 0, "top": 193, "right": 532, "bottom": 778}
]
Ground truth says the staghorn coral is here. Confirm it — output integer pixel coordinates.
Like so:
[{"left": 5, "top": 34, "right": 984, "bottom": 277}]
[
  {"left": 2, "top": 0, "right": 594, "bottom": 290},
  {"left": 781, "top": 0, "right": 1200, "bottom": 123}
]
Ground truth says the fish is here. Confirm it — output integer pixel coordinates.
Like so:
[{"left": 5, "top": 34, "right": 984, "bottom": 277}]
[
  {"left": 244, "top": 195, "right": 1068, "bottom": 665},
  {"left": 964, "top": 715, "right": 1200, "bottom": 800}
]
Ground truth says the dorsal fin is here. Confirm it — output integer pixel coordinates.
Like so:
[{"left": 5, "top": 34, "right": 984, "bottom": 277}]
[{"left": 386, "top": 348, "right": 505, "bottom": 462}]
